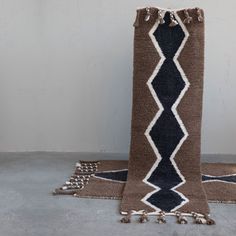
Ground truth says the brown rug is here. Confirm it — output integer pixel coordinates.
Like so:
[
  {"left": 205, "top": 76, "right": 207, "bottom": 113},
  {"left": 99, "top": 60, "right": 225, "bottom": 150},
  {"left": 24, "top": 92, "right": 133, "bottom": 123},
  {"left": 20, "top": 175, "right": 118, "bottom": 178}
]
[
  {"left": 121, "top": 6, "right": 208, "bottom": 218},
  {"left": 53, "top": 6, "right": 235, "bottom": 224},
  {"left": 54, "top": 160, "right": 236, "bottom": 205},
  {"left": 202, "top": 163, "right": 236, "bottom": 203}
]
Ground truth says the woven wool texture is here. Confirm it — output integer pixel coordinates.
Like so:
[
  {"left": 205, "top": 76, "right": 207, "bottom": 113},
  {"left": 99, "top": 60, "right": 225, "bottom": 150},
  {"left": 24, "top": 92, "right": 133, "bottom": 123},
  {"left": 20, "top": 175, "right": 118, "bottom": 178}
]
[
  {"left": 54, "top": 7, "right": 236, "bottom": 219},
  {"left": 54, "top": 160, "right": 236, "bottom": 204},
  {"left": 120, "top": 7, "right": 209, "bottom": 215}
]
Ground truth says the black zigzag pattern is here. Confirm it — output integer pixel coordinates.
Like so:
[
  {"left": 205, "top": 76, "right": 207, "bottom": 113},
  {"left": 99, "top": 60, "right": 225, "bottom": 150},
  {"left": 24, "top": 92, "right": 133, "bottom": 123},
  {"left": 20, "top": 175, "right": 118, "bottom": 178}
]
[
  {"left": 94, "top": 170, "right": 236, "bottom": 185},
  {"left": 146, "top": 12, "right": 187, "bottom": 211},
  {"left": 202, "top": 175, "right": 236, "bottom": 184}
]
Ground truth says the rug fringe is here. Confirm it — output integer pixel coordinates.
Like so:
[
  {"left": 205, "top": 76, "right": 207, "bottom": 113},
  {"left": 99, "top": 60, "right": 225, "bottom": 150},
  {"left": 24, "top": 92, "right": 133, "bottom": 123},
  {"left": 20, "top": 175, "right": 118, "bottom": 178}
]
[
  {"left": 120, "top": 211, "right": 216, "bottom": 225},
  {"left": 175, "top": 211, "right": 188, "bottom": 224},
  {"left": 53, "top": 161, "right": 100, "bottom": 195},
  {"left": 156, "top": 211, "right": 166, "bottom": 224},
  {"left": 138, "top": 211, "right": 149, "bottom": 223},
  {"left": 120, "top": 211, "right": 132, "bottom": 223}
]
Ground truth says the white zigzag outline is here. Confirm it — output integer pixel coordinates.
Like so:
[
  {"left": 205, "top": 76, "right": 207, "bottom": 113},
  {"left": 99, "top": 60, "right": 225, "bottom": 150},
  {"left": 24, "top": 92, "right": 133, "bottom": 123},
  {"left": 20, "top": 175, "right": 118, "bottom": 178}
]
[
  {"left": 141, "top": 12, "right": 190, "bottom": 212},
  {"left": 202, "top": 174, "right": 236, "bottom": 185}
]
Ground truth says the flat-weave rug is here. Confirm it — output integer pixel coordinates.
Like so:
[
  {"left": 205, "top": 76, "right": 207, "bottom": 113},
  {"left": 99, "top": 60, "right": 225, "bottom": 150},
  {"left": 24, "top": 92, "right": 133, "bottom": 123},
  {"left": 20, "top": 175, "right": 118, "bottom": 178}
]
[
  {"left": 54, "top": 6, "right": 235, "bottom": 224},
  {"left": 121, "top": 6, "right": 208, "bottom": 218},
  {"left": 54, "top": 160, "right": 236, "bottom": 204}
]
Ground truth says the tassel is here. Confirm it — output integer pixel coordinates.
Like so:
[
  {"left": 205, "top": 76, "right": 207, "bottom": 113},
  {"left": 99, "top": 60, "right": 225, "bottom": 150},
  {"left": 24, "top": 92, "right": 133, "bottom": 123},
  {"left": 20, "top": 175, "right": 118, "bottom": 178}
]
[
  {"left": 157, "top": 10, "right": 165, "bottom": 24},
  {"left": 139, "top": 211, "right": 149, "bottom": 223},
  {"left": 192, "top": 212, "right": 212, "bottom": 225},
  {"left": 192, "top": 212, "right": 215, "bottom": 225},
  {"left": 144, "top": 7, "right": 151, "bottom": 22},
  {"left": 196, "top": 8, "right": 204, "bottom": 22},
  {"left": 175, "top": 211, "right": 188, "bottom": 224},
  {"left": 192, "top": 212, "right": 201, "bottom": 224},
  {"left": 133, "top": 10, "right": 141, "bottom": 27},
  {"left": 169, "top": 12, "right": 178, "bottom": 27},
  {"left": 75, "top": 162, "right": 81, "bottom": 167},
  {"left": 191, "top": 212, "right": 198, "bottom": 219},
  {"left": 120, "top": 211, "right": 132, "bottom": 223},
  {"left": 195, "top": 217, "right": 207, "bottom": 224},
  {"left": 156, "top": 211, "right": 166, "bottom": 224},
  {"left": 183, "top": 9, "right": 192, "bottom": 24},
  {"left": 204, "top": 214, "right": 216, "bottom": 225}
]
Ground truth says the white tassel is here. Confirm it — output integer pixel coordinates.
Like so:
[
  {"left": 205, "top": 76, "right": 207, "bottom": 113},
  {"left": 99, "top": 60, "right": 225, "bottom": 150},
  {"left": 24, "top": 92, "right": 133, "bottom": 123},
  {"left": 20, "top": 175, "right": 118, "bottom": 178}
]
[
  {"left": 196, "top": 8, "right": 204, "bottom": 22},
  {"left": 169, "top": 12, "right": 178, "bottom": 27},
  {"left": 76, "top": 162, "right": 81, "bottom": 167},
  {"left": 144, "top": 7, "right": 151, "bottom": 22},
  {"left": 183, "top": 9, "right": 192, "bottom": 24},
  {"left": 157, "top": 10, "right": 165, "bottom": 24}
]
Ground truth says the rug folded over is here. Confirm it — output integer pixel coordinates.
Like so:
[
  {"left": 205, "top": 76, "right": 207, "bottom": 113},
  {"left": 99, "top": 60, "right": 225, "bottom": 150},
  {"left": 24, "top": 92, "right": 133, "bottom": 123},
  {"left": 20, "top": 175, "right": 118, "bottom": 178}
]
[
  {"left": 53, "top": 160, "right": 236, "bottom": 204},
  {"left": 121, "top": 7, "right": 208, "bottom": 216}
]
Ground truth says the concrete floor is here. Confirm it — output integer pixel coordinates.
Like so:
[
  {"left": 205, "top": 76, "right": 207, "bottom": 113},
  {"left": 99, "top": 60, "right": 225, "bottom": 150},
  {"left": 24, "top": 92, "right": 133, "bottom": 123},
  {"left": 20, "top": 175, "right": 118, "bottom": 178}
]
[{"left": 0, "top": 152, "right": 235, "bottom": 236}]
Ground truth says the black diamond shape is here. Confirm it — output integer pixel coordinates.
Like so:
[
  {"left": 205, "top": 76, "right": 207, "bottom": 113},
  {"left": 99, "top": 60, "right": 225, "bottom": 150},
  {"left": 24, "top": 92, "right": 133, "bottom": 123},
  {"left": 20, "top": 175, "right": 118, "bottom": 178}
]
[
  {"left": 145, "top": 11, "right": 187, "bottom": 212},
  {"left": 150, "top": 111, "right": 184, "bottom": 159},
  {"left": 152, "top": 60, "right": 185, "bottom": 109},
  {"left": 147, "top": 159, "right": 182, "bottom": 189},
  {"left": 147, "top": 189, "right": 185, "bottom": 212},
  {"left": 153, "top": 12, "right": 185, "bottom": 59}
]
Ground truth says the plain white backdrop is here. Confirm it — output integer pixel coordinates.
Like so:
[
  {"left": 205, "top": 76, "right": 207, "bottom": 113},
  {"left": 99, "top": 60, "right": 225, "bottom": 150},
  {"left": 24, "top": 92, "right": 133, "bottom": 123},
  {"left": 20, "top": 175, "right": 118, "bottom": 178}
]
[{"left": 0, "top": 0, "right": 235, "bottom": 154}]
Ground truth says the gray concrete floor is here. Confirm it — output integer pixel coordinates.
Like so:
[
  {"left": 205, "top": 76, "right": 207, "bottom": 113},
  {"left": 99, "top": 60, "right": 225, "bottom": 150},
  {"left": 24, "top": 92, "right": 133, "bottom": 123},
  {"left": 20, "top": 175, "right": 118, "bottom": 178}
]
[{"left": 0, "top": 152, "right": 235, "bottom": 236}]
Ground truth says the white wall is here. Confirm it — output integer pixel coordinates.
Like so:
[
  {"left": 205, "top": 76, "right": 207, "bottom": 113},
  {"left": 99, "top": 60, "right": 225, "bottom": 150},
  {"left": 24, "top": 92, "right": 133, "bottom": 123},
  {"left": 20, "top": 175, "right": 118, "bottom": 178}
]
[{"left": 0, "top": 0, "right": 235, "bottom": 154}]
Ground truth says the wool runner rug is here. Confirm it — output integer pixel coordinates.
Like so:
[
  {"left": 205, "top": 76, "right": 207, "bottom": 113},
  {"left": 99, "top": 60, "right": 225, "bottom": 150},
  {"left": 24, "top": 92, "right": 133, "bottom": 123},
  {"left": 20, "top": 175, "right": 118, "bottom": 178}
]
[
  {"left": 53, "top": 160, "right": 236, "bottom": 204},
  {"left": 121, "top": 6, "right": 208, "bottom": 219}
]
